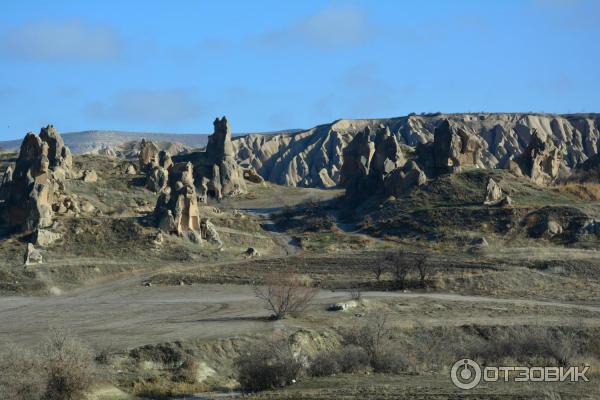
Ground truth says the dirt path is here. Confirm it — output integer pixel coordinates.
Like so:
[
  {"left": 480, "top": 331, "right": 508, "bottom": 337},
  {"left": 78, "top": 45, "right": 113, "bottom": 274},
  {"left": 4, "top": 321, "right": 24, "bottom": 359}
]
[
  {"left": 2, "top": 273, "right": 599, "bottom": 351},
  {"left": 241, "top": 207, "right": 301, "bottom": 255}
]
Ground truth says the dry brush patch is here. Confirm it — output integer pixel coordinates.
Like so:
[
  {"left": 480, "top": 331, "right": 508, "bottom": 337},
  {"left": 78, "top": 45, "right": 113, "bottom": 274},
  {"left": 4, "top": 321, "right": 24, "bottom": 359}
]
[{"left": 0, "top": 329, "right": 98, "bottom": 400}]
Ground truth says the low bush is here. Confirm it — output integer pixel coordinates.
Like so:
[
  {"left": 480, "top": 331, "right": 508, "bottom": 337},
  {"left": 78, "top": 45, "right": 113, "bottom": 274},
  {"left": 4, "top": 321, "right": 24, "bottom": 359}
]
[
  {"left": 0, "top": 329, "right": 98, "bottom": 400},
  {"left": 371, "top": 350, "right": 409, "bottom": 373},
  {"left": 336, "top": 345, "right": 370, "bottom": 373},
  {"left": 173, "top": 356, "right": 199, "bottom": 384},
  {"left": 308, "top": 352, "right": 340, "bottom": 377},
  {"left": 236, "top": 337, "right": 303, "bottom": 393}
]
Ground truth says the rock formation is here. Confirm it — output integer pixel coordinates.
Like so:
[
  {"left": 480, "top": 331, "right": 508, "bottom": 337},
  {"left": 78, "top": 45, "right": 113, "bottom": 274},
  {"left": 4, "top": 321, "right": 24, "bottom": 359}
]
[
  {"left": 484, "top": 178, "right": 503, "bottom": 205},
  {"left": 243, "top": 167, "right": 265, "bottom": 184},
  {"left": 125, "top": 164, "right": 137, "bottom": 175},
  {"left": 432, "top": 120, "right": 487, "bottom": 173},
  {"left": 138, "top": 139, "right": 160, "bottom": 172},
  {"left": 340, "top": 128, "right": 375, "bottom": 200},
  {"left": 513, "top": 130, "right": 562, "bottom": 185},
  {"left": 146, "top": 166, "right": 169, "bottom": 193},
  {"left": 233, "top": 113, "right": 600, "bottom": 188},
  {"left": 39, "top": 124, "right": 72, "bottom": 172},
  {"left": 173, "top": 117, "right": 246, "bottom": 199},
  {"left": 153, "top": 162, "right": 201, "bottom": 238},
  {"left": 144, "top": 149, "right": 174, "bottom": 193},
  {"left": 383, "top": 161, "right": 427, "bottom": 198},
  {"left": 81, "top": 169, "right": 98, "bottom": 182},
  {"left": 341, "top": 125, "right": 425, "bottom": 201},
  {"left": 0, "top": 126, "right": 74, "bottom": 232},
  {"left": 200, "top": 217, "right": 222, "bottom": 247},
  {"left": 0, "top": 165, "right": 13, "bottom": 200},
  {"left": 24, "top": 243, "right": 43, "bottom": 265}
]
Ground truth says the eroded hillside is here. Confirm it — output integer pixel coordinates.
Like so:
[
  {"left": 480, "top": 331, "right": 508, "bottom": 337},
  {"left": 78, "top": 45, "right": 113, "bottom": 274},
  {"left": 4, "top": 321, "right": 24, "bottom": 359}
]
[{"left": 233, "top": 113, "right": 600, "bottom": 188}]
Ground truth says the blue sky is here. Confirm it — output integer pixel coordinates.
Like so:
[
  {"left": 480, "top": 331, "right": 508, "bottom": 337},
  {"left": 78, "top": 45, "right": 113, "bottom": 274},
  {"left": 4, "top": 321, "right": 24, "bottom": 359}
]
[{"left": 0, "top": 0, "right": 598, "bottom": 140}]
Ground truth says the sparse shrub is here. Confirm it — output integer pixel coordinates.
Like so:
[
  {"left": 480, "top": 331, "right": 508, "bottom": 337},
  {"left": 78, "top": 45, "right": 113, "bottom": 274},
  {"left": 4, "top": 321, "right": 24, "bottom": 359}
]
[
  {"left": 41, "top": 329, "right": 97, "bottom": 400},
  {"left": 349, "top": 286, "right": 362, "bottom": 301},
  {"left": 336, "top": 345, "right": 370, "bottom": 373},
  {"left": 235, "top": 337, "right": 303, "bottom": 393},
  {"left": 94, "top": 345, "right": 114, "bottom": 365},
  {"left": 371, "top": 349, "right": 409, "bottom": 373},
  {"left": 470, "top": 326, "right": 581, "bottom": 367},
  {"left": 0, "top": 347, "right": 46, "bottom": 400},
  {"left": 308, "top": 352, "right": 340, "bottom": 377},
  {"left": 343, "top": 314, "right": 391, "bottom": 361},
  {"left": 0, "top": 330, "right": 97, "bottom": 400},
  {"left": 254, "top": 272, "right": 319, "bottom": 319},
  {"left": 130, "top": 342, "right": 185, "bottom": 368},
  {"left": 173, "top": 356, "right": 199, "bottom": 384}
]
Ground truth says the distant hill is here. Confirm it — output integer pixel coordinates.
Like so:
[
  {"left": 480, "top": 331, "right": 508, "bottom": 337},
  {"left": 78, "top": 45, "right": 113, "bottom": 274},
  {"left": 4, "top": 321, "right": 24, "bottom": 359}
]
[{"left": 0, "top": 128, "right": 302, "bottom": 154}]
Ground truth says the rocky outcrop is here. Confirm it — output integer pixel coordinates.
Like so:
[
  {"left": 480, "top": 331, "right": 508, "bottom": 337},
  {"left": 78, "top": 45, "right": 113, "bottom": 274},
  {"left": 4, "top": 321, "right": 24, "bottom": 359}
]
[
  {"left": 484, "top": 178, "right": 503, "bottom": 205},
  {"left": 340, "top": 128, "right": 375, "bottom": 199},
  {"left": 39, "top": 124, "right": 73, "bottom": 172},
  {"left": 200, "top": 218, "right": 222, "bottom": 247},
  {"left": 138, "top": 139, "right": 160, "bottom": 172},
  {"left": 152, "top": 161, "right": 224, "bottom": 246},
  {"left": 146, "top": 166, "right": 169, "bottom": 193},
  {"left": 153, "top": 162, "right": 201, "bottom": 237},
  {"left": 174, "top": 117, "right": 246, "bottom": 199},
  {"left": 0, "top": 126, "right": 74, "bottom": 232},
  {"left": 33, "top": 228, "right": 61, "bottom": 247},
  {"left": 242, "top": 167, "right": 265, "bottom": 184},
  {"left": 341, "top": 126, "right": 425, "bottom": 201},
  {"left": 513, "top": 130, "right": 563, "bottom": 185},
  {"left": 143, "top": 149, "right": 175, "bottom": 193},
  {"left": 125, "top": 164, "right": 137, "bottom": 175},
  {"left": 432, "top": 120, "right": 489, "bottom": 173},
  {"left": 0, "top": 165, "right": 13, "bottom": 200},
  {"left": 233, "top": 113, "right": 600, "bottom": 188},
  {"left": 383, "top": 161, "right": 427, "bottom": 198},
  {"left": 159, "top": 150, "right": 173, "bottom": 170},
  {"left": 24, "top": 243, "right": 43, "bottom": 265},
  {"left": 81, "top": 169, "right": 98, "bottom": 182}
]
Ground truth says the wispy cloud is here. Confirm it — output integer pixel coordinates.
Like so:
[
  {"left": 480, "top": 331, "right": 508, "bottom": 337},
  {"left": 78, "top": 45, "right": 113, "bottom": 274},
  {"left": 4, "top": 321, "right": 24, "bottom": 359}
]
[
  {"left": 85, "top": 89, "right": 204, "bottom": 125},
  {"left": 0, "top": 19, "right": 121, "bottom": 62},
  {"left": 529, "top": 73, "right": 575, "bottom": 94},
  {"left": 254, "top": 4, "right": 374, "bottom": 50}
]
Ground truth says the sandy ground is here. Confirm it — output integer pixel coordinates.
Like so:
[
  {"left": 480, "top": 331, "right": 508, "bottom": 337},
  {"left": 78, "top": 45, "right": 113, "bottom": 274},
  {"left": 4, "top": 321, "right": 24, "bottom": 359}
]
[{"left": 2, "top": 271, "right": 600, "bottom": 351}]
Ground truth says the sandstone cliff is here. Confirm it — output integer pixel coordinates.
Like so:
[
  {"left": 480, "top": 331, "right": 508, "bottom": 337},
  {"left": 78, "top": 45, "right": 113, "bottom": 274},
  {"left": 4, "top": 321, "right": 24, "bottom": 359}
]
[{"left": 233, "top": 113, "right": 600, "bottom": 188}]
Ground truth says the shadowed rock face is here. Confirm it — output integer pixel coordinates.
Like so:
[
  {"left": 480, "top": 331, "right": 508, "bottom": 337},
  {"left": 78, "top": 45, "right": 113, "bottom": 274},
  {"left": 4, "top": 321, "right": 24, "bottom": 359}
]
[
  {"left": 341, "top": 125, "right": 425, "bottom": 202},
  {"left": 39, "top": 124, "right": 72, "bottom": 171},
  {"left": 0, "top": 126, "right": 73, "bottom": 232},
  {"left": 514, "top": 129, "right": 563, "bottom": 185},
  {"left": 174, "top": 117, "right": 246, "bottom": 199},
  {"left": 432, "top": 120, "right": 488, "bottom": 173}
]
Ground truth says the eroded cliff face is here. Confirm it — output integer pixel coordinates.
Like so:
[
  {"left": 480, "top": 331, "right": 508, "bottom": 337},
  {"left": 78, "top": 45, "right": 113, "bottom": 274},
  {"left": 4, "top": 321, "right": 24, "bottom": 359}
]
[{"left": 233, "top": 113, "right": 600, "bottom": 188}]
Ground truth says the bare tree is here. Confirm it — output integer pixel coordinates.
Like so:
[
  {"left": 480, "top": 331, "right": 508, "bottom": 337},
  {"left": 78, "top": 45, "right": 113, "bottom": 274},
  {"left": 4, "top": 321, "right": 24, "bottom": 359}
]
[
  {"left": 373, "top": 255, "right": 386, "bottom": 281},
  {"left": 254, "top": 272, "right": 319, "bottom": 319},
  {"left": 385, "top": 251, "right": 411, "bottom": 290},
  {"left": 414, "top": 252, "right": 431, "bottom": 288}
]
